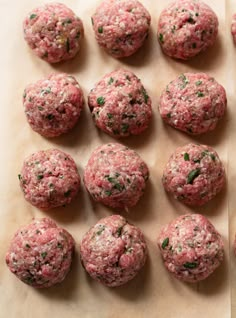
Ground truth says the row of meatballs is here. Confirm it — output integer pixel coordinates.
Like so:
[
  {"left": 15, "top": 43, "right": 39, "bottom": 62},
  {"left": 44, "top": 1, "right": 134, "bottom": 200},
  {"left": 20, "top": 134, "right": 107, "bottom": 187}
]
[
  {"left": 18, "top": 143, "right": 225, "bottom": 210},
  {"left": 23, "top": 70, "right": 227, "bottom": 138},
  {"left": 23, "top": 0, "right": 236, "bottom": 63},
  {"left": 6, "top": 213, "right": 225, "bottom": 288}
]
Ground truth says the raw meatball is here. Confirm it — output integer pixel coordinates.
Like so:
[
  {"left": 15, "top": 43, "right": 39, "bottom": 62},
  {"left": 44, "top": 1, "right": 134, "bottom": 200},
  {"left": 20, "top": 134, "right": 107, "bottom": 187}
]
[
  {"left": 159, "top": 73, "right": 227, "bottom": 135},
  {"left": 162, "top": 143, "right": 225, "bottom": 206},
  {"left": 6, "top": 218, "right": 75, "bottom": 288},
  {"left": 231, "top": 14, "right": 236, "bottom": 44},
  {"left": 23, "top": 73, "right": 84, "bottom": 138},
  {"left": 19, "top": 149, "right": 80, "bottom": 209},
  {"left": 157, "top": 0, "right": 218, "bottom": 60},
  {"left": 88, "top": 69, "right": 152, "bottom": 137},
  {"left": 80, "top": 215, "right": 147, "bottom": 287},
  {"left": 91, "top": 0, "right": 151, "bottom": 58},
  {"left": 83, "top": 143, "right": 149, "bottom": 209},
  {"left": 23, "top": 3, "right": 84, "bottom": 63},
  {"left": 158, "top": 214, "right": 224, "bottom": 282}
]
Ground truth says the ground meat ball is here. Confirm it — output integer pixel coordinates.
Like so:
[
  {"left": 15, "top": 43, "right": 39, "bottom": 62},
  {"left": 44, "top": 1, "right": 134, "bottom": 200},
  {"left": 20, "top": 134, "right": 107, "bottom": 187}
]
[
  {"left": 23, "top": 3, "right": 84, "bottom": 63},
  {"left": 91, "top": 0, "right": 151, "bottom": 58},
  {"left": 88, "top": 69, "right": 152, "bottom": 137},
  {"left": 159, "top": 73, "right": 227, "bottom": 135},
  {"left": 231, "top": 14, "right": 236, "bottom": 44},
  {"left": 158, "top": 214, "right": 224, "bottom": 282},
  {"left": 157, "top": 0, "right": 218, "bottom": 60},
  {"left": 162, "top": 143, "right": 225, "bottom": 206},
  {"left": 19, "top": 149, "right": 80, "bottom": 209},
  {"left": 80, "top": 215, "right": 147, "bottom": 287},
  {"left": 83, "top": 143, "right": 149, "bottom": 209},
  {"left": 6, "top": 218, "right": 75, "bottom": 288},
  {"left": 23, "top": 73, "right": 84, "bottom": 138}
]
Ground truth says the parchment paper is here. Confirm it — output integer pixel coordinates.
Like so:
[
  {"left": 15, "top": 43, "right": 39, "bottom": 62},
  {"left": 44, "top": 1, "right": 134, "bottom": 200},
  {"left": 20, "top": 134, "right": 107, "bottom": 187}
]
[{"left": 0, "top": 1, "right": 232, "bottom": 317}]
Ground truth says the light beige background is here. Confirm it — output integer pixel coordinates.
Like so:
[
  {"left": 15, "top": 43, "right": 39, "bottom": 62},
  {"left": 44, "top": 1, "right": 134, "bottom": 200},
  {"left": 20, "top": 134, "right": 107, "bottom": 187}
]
[{"left": 0, "top": 0, "right": 233, "bottom": 317}]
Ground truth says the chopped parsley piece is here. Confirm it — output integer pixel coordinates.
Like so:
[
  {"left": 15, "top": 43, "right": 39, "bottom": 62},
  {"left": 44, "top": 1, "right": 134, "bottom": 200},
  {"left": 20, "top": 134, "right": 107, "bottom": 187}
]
[
  {"left": 192, "top": 42, "right": 197, "bottom": 49},
  {"left": 187, "top": 17, "right": 195, "bottom": 24},
  {"left": 105, "top": 190, "right": 112, "bottom": 196},
  {"left": 179, "top": 74, "right": 189, "bottom": 89},
  {"left": 161, "top": 237, "right": 169, "bottom": 249},
  {"left": 187, "top": 168, "right": 200, "bottom": 184},
  {"left": 23, "top": 91, "right": 26, "bottom": 98},
  {"left": 108, "top": 77, "right": 114, "bottom": 85},
  {"left": 75, "top": 32, "right": 80, "bottom": 39},
  {"left": 121, "top": 123, "right": 129, "bottom": 133},
  {"left": 97, "top": 96, "right": 105, "bottom": 105},
  {"left": 98, "top": 26, "right": 103, "bottom": 33},
  {"left": 96, "top": 225, "right": 105, "bottom": 235},
  {"left": 18, "top": 174, "right": 22, "bottom": 180},
  {"left": 184, "top": 153, "right": 190, "bottom": 161},
  {"left": 38, "top": 106, "right": 44, "bottom": 111},
  {"left": 41, "top": 87, "right": 51, "bottom": 95},
  {"left": 117, "top": 227, "right": 122, "bottom": 237},
  {"left": 46, "top": 114, "right": 54, "bottom": 120},
  {"left": 167, "top": 113, "right": 171, "bottom": 118},
  {"left": 195, "top": 12, "right": 199, "bottom": 16},
  {"left": 63, "top": 18, "right": 72, "bottom": 25},
  {"left": 159, "top": 33, "right": 164, "bottom": 43},
  {"left": 37, "top": 174, "right": 43, "bottom": 180},
  {"left": 197, "top": 91, "right": 204, "bottom": 97},
  {"left": 30, "top": 13, "right": 37, "bottom": 19},
  {"left": 210, "top": 154, "right": 216, "bottom": 161},
  {"left": 41, "top": 252, "right": 47, "bottom": 259},
  {"left": 107, "top": 113, "right": 113, "bottom": 119},
  {"left": 171, "top": 25, "right": 176, "bottom": 33},
  {"left": 25, "top": 244, "right": 31, "bottom": 248},
  {"left": 64, "top": 190, "right": 71, "bottom": 197},
  {"left": 183, "top": 262, "right": 198, "bottom": 269},
  {"left": 142, "top": 88, "right": 149, "bottom": 103},
  {"left": 195, "top": 80, "right": 202, "bottom": 86},
  {"left": 91, "top": 17, "right": 94, "bottom": 25},
  {"left": 57, "top": 243, "right": 63, "bottom": 249}
]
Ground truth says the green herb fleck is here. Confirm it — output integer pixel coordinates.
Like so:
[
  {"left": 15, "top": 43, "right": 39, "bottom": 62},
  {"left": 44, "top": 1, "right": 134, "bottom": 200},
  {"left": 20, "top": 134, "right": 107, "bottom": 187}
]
[
  {"left": 91, "top": 17, "right": 94, "bottom": 25},
  {"left": 30, "top": 13, "right": 37, "bottom": 19},
  {"left": 192, "top": 42, "right": 196, "bottom": 49},
  {"left": 195, "top": 80, "right": 202, "bottom": 86},
  {"left": 97, "top": 96, "right": 105, "bottom": 105},
  {"left": 195, "top": 12, "right": 199, "bottom": 16},
  {"left": 107, "top": 113, "right": 113, "bottom": 119},
  {"left": 23, "top": 91, "right": 26, "bottom": 98},
  {"left": 187, "top": 17, "right": 195, "bottom": 24},
  {"left": 197, "top": 91, "right": 204, "bottom": 97},
  {"left": 161, "top": 237, "right": 169, "bottom": 249},
  {"left": 37, "top": 175, "right": 43, "bottom": 180},
  {"left": 38, "top": 106, "right": 44, "bottom": 111},
  {"left": 18, "top": 174, "right": 22, "bottom": 180},
  {"left": 121, "top": 123, "right": 129, "bottom": 133},
  {"left": 41, "top": 252, "right": 47, "bottom": 259},
  {"left": 108, "top": 77, "right": 114, "bottom": 85},
  {"left": 75, "top": 31, "right": 80, "bottom": 39},
  {"left": 159, "top": 33, "right": 164, "bottom": 43},
  {"left": 96, "top": 225, "right": 105, "bottom": 235},
  {"left": 179, "top": 74, "right": 189, "bottom": 89},
  {"left": 184, "top": 262, "right": 198, "bottom": 269},
  {"left": 167, "top": 113, "right": 171, "bottom": 118},
  {"left": 63, "top": 18, "right": 72, "bottom": 25},
  {"left": 126, "top": 75, "right": 131, "bottom": 81},
  {"left": 66, "top": 38, "right": 70, "bottom": 52},
  {"left": 64, "top": 190, "right": 71, "bottom": 197},
  {"left": 46, "top": 114, "right": 54, "bottom": 120},
  {"left": 184, "top": 153, "right": 190, "bottom": 161},
  {"left": 210, "top": 154, "right": 216, "bottom": 161},
  {"left": 25, "top": 244, "right": 31, "bottom": 248},
  {"left": 171, "top": 25, "right": 176, "bottom": 33},
  {"left": 41, "top": 87, "right": 51, "bottom": 95},
  {"left": 57, "top": 243, "right": 63, "bottom": 249},
  {"left": 117, "top": 227, "right": 122, "bottom": 237},
  {"left": 105, "top": 190, "right": 112, "bottom": 196},
  {"left": 98, "top": 26, "right": 103, "bottom": 33},
  {"left": 187, "top": 169, "right": 200, "bottom": 184},
  {"left": 142, "top": 88, "right": 149, "bottom": 103}
]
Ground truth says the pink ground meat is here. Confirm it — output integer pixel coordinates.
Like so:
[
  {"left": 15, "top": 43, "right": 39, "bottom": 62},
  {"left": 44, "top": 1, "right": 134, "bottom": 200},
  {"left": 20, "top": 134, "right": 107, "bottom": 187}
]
[
  {"left": 162, "top": 143, "right": 225, "bottom": 206},
  {"left": 19, "top": 149, "right": 80, "bottom": 209},
  {"left": 159, "top": 73, "right": 227, "bottom": 135},
  {"left": 83, "top": 143, "right": 149, "bottom": 210},
  {"left": 231, "top": 14, "right": 236, "bottom": 44},
  {"left": 91, "top": 0, "right": 151, "bottom": 58},
  {"left": 88, "top": 69, "right": 152, "bottom": 138},
  {"left": 23, "top": 73, "right": 84, "bottom": 138},
  {"left": 80, "top": 215, "right": 147, "bottom": 287},
  {"left": 158, "top": 214, "right": 224, "bottom": 282},
  {"left": 157, "top": 0, "right": 218, "bottom": 60},
  {"left": 6, "top": 218, "right": 75, "bottom": 288},
  {"left": 23, "top": 3, "right": 84, "bottom": 63}
]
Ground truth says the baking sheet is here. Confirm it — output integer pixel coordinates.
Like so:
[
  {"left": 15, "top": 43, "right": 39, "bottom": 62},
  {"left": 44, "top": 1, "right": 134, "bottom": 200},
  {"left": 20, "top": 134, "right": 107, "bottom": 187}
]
[{"left": 0, "top": 0, "right": 232, "bottom": 317}]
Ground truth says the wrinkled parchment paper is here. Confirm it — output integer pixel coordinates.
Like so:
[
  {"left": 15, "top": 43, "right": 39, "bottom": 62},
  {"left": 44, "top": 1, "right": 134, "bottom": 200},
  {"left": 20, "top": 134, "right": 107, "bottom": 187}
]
[{"left": 0, "top": 0, "right": 233, "bottom": 317}]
